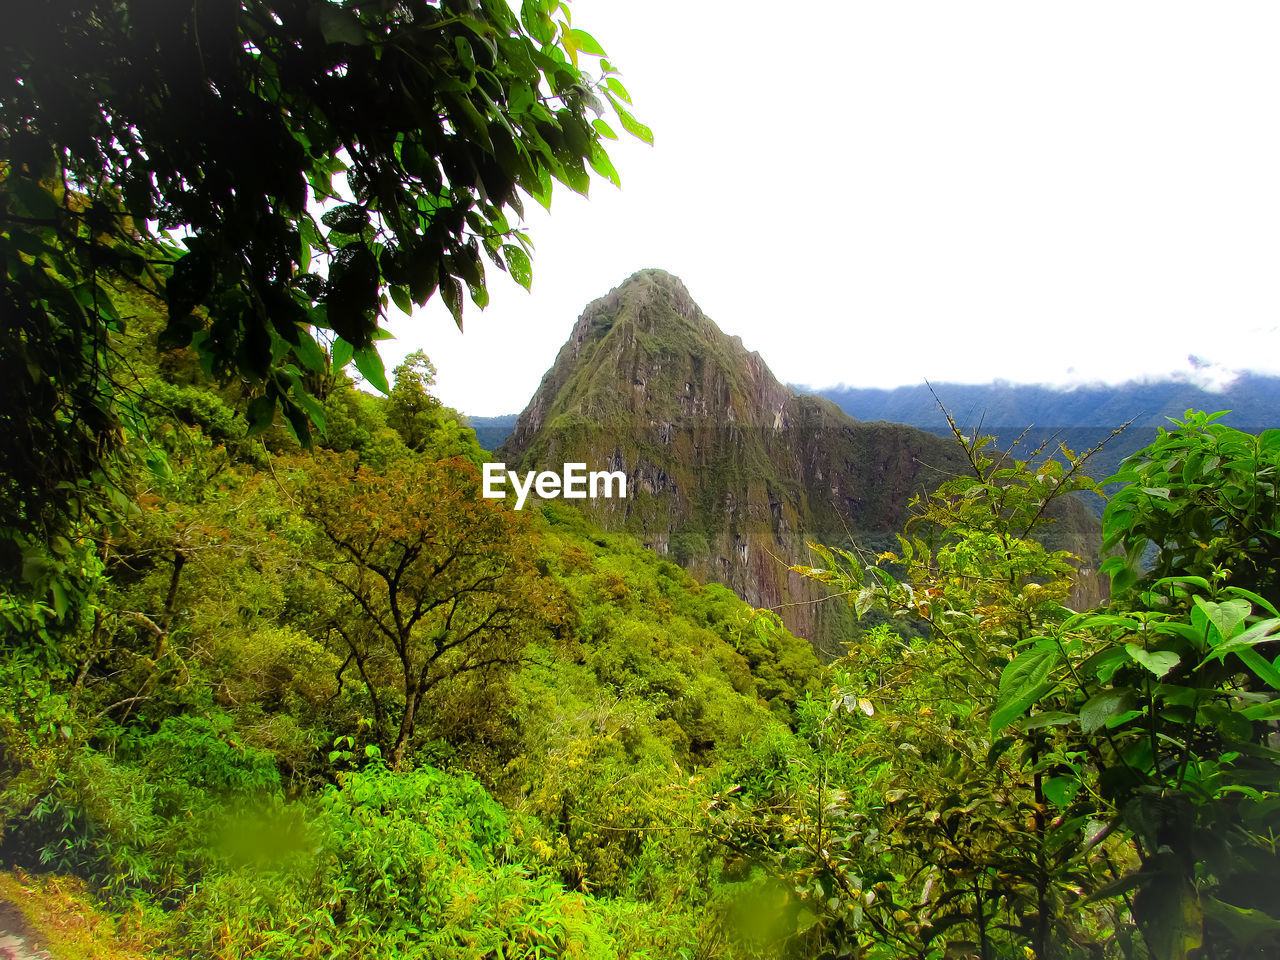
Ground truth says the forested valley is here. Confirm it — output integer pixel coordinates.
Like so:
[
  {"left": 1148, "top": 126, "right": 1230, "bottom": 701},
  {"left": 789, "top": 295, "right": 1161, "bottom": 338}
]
[{"left": 3, "top": 2, "right": 1280, "bottom": 957}]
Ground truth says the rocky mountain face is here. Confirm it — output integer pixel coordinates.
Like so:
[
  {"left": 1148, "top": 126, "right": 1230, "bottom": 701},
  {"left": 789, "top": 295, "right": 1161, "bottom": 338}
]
[{"left": 499, "top": 269, "right": 1102, "bottom": 654}]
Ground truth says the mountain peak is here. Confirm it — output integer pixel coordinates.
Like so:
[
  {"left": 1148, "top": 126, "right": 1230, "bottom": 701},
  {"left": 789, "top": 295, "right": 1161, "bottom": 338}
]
[
  {"left": 501, "top": 270, "right": 791, "bottom": 451},
  {"left": 616, "top": 266, "right": 693, "bottom": 300},
  {"left": 497, "top": 272, "right": 967, "bottom": 649},
  {"left": 574, "top": 268, "right": 711, "bottom": 346},
  {"left": 498, "top": 272, "right": 1103, "bottom": 653}
]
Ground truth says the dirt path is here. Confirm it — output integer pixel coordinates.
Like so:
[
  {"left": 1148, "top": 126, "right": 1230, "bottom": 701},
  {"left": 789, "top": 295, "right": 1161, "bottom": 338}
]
[{"left": 0, "top": 898, "right": 53, "bottom": 960}]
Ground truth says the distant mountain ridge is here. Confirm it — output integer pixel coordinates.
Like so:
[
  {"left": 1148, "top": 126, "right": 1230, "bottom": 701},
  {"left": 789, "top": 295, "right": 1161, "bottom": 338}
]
[
  {"left": 493, "top": 269, "right": 1103, "bottom": 654},
  {"left": 467, "top": 413, "right": 519, "bottom": 452},
  {"left": 801, "top": 377, "right": 1280, "bottom": 510},
  {"left": 805, "top": 376, "right": 1280, "bottom": 434},
  {"left": 470, "top": 375, "right": 1280, "bottom": 453}
]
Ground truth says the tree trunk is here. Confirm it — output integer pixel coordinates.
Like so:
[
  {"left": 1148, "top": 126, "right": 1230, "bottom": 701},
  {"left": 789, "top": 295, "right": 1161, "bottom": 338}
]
[
  {"left": 390, "top": 685, "right": 418, "bottom": 770},
  {"left": 154, "top": 548, "right": 185, "bottom": 659}
]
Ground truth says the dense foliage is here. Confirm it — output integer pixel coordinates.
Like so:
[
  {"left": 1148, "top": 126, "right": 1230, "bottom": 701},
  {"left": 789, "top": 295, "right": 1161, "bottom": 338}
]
[
  {"left": 0, "top": 287, "right": 831, "bottom": 956},
  {"left": 712, "top": 412, "right": 1280, "bottom": 958},
  {"left": 1, "top": 0, "right": 646, "bottom": 571}
]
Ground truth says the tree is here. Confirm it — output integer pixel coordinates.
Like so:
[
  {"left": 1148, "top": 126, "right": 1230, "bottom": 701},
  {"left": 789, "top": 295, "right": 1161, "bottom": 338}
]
[
  {"left": 1, "top": 0, "right": 647, "bottom": 561},
  {"left": 302, "top": 453, "right": 563, "bottom": 769},
  {"left": 387, "top": 349, "right": 442, "bottom": 450}
]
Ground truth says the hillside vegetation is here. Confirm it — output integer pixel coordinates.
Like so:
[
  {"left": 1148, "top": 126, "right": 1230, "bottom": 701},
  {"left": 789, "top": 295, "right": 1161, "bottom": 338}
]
[
  {"left": 0, "top": 291, "right": 832, "bottom": 957},
  {"left": 2, "top": 278, "right": 1278, "bottom": 959}
]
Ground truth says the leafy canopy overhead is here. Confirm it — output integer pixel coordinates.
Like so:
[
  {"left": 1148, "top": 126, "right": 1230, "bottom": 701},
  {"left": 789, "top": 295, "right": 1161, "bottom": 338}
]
[{"left": 1, "top": 0, "right": 645, "bottom": 551}]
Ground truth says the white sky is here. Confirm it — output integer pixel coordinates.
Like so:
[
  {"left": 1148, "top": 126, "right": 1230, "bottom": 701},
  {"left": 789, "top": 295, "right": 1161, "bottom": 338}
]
[{"left": 384, "top": 1, "right": 1280, "bottom": 416}]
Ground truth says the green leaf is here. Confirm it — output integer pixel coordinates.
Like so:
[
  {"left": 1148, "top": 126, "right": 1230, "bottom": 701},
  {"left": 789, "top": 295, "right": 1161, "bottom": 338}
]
[
  {"left": 389, "top": 284, "right": 414, "bottom": 317},
  {"left": 353, "top": 346, "right": 389, "bottom": 394},
  {"left": 854, "top": 586, "right": 876, "bottom": 620},
  {"left": 331, "top": 338, "right": 355, "bottom": 371},
  {"left": 49, "top": 581, "right": 69, "bottom": 619},
  {"left": 246, "top": 394, "right": 276, "bottom": 435},
  {"left": 466, "top": 278, "right": 489, "bottom": 308},
  {"left": 557, "top": 20, "right": 580, "bottom": 66},
  {"left": 313, "top": 5, "right": 366, "bottom": 45},
  {"left": 321, "top": 203, "right": 369, "bottom": 234},
  {"left": 520, "top": 0, "right": 554, "bottom": 44},
  {"left": 1197, "top": 702, "right": 1252, "bottom": 741},
  {"left": 529, "top": 162, "right": 553, "bottom": 209},
  {"left": 1082, "top": 870, "right": 1153, "bottom": 905},
  {"left": 1081, "top": 688, "right": 1135, "bottom": 733},
  {"left": 508, "top": 81, "right": 537, "bottom": 117},
  {"left": 451, "top": 241, "right": 484, "bottom": 288},
  {"left": 794, "top": 907, "right": 819, "bottom": 933},
  {"left": 444, "top": 92, "right": 493, "bottom": 153},
  {"left": 605, "top": 77, "right": 631, "bottom": 103},
  {"left": 1043, "top": 775, "right": 1078, "bottom": 807},
  {"left": 1102, "top": 553, "right": 1141, "bottom": 595},
  {"left": 1126, "top": 644, "right": 1181, "bottom": 678},
  {"left": 1222, "top": 586, "right": 1280, "bottom": 618},
  {"left": 588, "top": 142, "right": 620, "bottom": 187},
  {"left": 555, "top": 155, "right": 591, "bottom": 194},
  {"left": 1236, "top": 648, "right": 1280, "bottom": 692},
  {"left": 566, "top": 28, "right": 606, "bottom": 56},
  {"left": 592, "top": 118, "right": 618, "bottom": 139},
  {"left": 454, "top": 35, "right": 476, "bottom": 73},
  {"left": 293, "top": 328, "right": 327, "bottom": 373},
  {"left": 286, "top": 370, "right": 327, "bottom": 431},
  {"left": 12, "top": 177, "right": 61, "bottom": 222},
  {"left": 1192, "top": 596, "right": 1252, "bottom": 643},
  {"left": 991, "top": 647, "right": 1059, "bottom": 736},
  {"left": 281, "top": 398, "right": 313, "bottom": 445},
  {"left": 1149, "top": 620, "right": 1206, "bottom": 647},
  {"left": 440, "top": 275, "right": 464, "bottom": 330},
  {"left": 1202, "top": 898, "right": 1280, "bottom": 947},
  {"left": 1073, "top": 613, "right": 1143, "bottom": 631},
  {"left": 1079, "top": 645, "right": 1131, "bottom": 683},
  {"left": 1199, "top": 618, "right": 1280, "bottom": 663},
  {"left": 1018, "top": 711, "right": 1076, "bottom": 731},
  {"left": 1241, "top": 699, "right": 1280, "bottom": 722},
  {"left": 1133, "top": 867, "right": 1203, "bottom": 960},
  {"left": 1149, "top": 575, "right": 1213, "bottom": 594},
  {"left": 502, "top": 244, "right": 532, "bottom": 290},
  {"left": 1107, "top": 708, "right": 1146, "bottom": 730},
  {"left": 613, "top": 106, "right": 653, "bottom": 144},
  {"left": 409, "top": 248, "right": 440, "bottom": 306}
]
